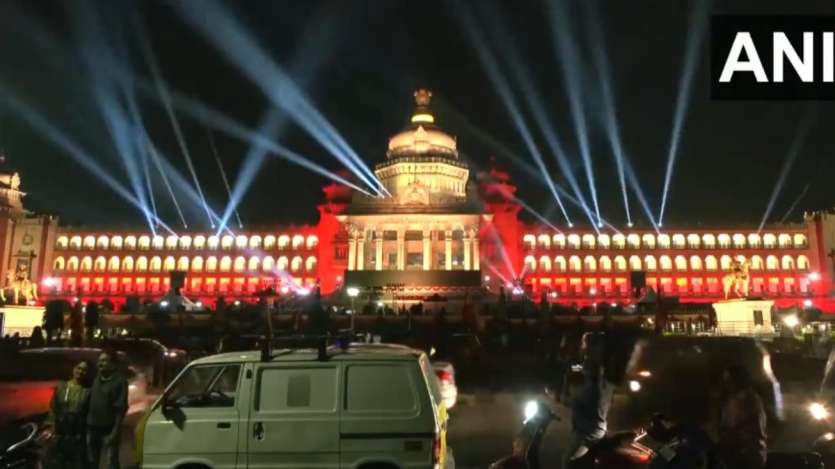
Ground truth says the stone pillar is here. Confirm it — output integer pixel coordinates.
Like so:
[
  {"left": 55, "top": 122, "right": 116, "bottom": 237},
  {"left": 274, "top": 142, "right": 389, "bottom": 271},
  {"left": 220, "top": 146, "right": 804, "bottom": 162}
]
[
  {"left": 463, "top": 232, "right": 472, "bottom": 271},
  {"left": 397, "top": 230, "right": 406, "bottom": 271},
  {"left": 375, "top": 230, "right": 383, "bottom": 271},
  {"left": 348, "top": 232, "right": 357, "bottom": 271},
  {"left": 356, "top": 233, "right": 365, "bottom": 271},
  {"left": 423, "top": 229, "right": 432, "bottom": 271},
  {"left": 445, "top": 229, "right": 452, "bottom": 271},
  {"left": 473, "top": 236, "right": 480, "bottom": 271}
]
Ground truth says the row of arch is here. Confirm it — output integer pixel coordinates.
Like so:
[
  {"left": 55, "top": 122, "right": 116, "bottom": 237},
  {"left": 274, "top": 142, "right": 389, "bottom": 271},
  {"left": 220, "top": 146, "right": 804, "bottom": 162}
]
[
  {"left": 52, "top": 255, "right": 318, "bottom": 274},
  {"left": 522, "top": 232, "right": 808, "bottom": 250},
  {"left": 523, "top": 254, "right": 811, "bottom": 273},
  {"left": 55, "top": 234, "right": 318, "bottom": 251}
]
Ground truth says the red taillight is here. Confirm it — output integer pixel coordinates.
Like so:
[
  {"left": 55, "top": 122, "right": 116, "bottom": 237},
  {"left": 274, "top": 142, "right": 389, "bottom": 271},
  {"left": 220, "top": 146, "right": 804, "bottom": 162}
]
[{"left": 436, "top": 370, "right": 452, "bottom": 383}]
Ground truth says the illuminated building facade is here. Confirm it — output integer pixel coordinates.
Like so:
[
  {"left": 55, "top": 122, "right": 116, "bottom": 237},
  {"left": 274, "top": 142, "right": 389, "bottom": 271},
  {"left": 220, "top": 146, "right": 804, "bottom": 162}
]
[{"left": 4, "top": 90, "right": 835, "bottom": 312}]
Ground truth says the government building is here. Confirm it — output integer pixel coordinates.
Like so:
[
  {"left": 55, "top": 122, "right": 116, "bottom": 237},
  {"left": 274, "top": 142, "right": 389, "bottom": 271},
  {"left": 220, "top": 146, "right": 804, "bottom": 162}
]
[{"left": 2, "top": 90, "right": 834, "bottom": 312}]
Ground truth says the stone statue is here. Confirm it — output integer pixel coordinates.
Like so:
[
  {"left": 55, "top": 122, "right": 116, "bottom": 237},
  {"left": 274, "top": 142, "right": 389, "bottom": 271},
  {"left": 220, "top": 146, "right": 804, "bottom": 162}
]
[
  {"left": 722, "top": 260, "right": 751, "bottom": 299},
  {"left": 1, "top": 265, "right": 38, "bottom": 305}
]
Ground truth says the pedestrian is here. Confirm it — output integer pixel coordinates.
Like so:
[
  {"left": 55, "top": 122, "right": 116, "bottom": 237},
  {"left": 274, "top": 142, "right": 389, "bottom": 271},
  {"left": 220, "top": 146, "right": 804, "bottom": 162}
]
[
  {"left": 46, "top": 361, "right": 91, "bottom": 469},
  {"left": 561, "top": 332, "right": 614, "bottom": 468},
  {"left": 29, "top": 326, "right": 45, "bottom": 348},
  {"left": 87, "top": 351, "right": 128, "bottom": 469},
  {"left": 717, "top": 365, "right": 767, "bottom": 469}
]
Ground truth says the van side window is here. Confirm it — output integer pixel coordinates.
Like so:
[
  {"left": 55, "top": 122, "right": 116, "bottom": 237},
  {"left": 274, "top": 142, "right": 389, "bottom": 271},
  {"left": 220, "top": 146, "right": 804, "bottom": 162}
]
[
  {"left": 166, "top": 365, "right": 240, "bottom": 408},
  {"left": 346, "top": 365, "right": 417, "bottom": 412},
  {"left": 257, "top": 367, "right": 337, "bottom": 412}
]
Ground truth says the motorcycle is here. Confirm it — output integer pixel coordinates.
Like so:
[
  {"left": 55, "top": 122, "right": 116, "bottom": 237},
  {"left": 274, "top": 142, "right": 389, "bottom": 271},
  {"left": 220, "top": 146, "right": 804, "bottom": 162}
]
[
  {"left": 491, "top": 401, "right": 824, "bottom": 469},
  {"left": 489, "top": 399, "right": 652, "bottom": 469},
  {"left": 0, "top": 422, "right": 42, "bottom": 469}
]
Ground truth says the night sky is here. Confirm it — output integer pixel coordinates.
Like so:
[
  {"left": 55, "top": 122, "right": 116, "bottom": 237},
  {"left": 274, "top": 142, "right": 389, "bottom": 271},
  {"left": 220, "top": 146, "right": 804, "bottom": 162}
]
[{"left": 0, "top": 0, "right": 833, "bottom": 230}]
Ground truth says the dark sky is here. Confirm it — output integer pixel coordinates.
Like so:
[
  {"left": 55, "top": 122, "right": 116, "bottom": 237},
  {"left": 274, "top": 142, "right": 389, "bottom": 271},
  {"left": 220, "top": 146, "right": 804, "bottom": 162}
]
[{"left": 0, "top": 0, "right": 832, "bottom": 231}]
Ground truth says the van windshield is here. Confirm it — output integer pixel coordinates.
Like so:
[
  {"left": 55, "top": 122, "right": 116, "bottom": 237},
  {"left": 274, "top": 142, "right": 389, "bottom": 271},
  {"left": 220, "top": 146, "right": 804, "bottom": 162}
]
[{"left": 166, "top": 365, "right": 240, "bottom": 408}]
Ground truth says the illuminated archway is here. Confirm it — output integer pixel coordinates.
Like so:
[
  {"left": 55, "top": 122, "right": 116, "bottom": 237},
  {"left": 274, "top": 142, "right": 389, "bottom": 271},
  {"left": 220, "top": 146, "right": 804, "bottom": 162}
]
[
  {"left": 291, "top": 256, "right": 303, "bottom": 272},
  {"left": 67, "top": 257, "right": 79, "bottom": 272},
  {"left": 554, "top": 256, "right": 566, "bottom": 272},
  {"left": 56, "top": 236, "right": 69, "bottom": 249},
  {"left": 644, "top": 255, "right": 657, "bottom": 271},
  {"left": 720, "top": 255, "right": 732, "bottom": 271},
  {"left": 797, "top": 255, "right": 810, "bottom": 271},
  {"left": 122, "top": 256, "right": 134, "bottom": 273},
  {"left": 177, "top": 256, "right": 189, "bottom": 271},
  {"left": 569, "top": 256, "right": 582, "bottom": 272},
  {"left": 766, "top": 255, "right": 778, "bottom": 271},
  {"left": 191, "top": 257, "right": 204, "bottom": 272},
  {"left": 248, "top": 256, "right": 261, "bottom": 272},
  {"left": 262, "top": 256, "right": 275, "bottom": 272},
  {"left": 539, "top": 256, "right": 551, "bottom": 272},
  {"left": 583, "top": 256, "right": 597, "bottom": 272},
  {"left": 206, "top": 256, "right": 218, "bottom": 272},
  {"left": 674, "top": 256, "right": 687, "bottom": 271},
  {"left": 53, "top": 257, "right": 66, "bottom": 271},
  {"left": 599, "top": 256, "right": 612, "bottom": 272},
  {"left": 689, "top": 256, "right": 702, "bottom": 271},
  {"left": 524, "top": 255, "right": 536, "bottom": 272},
  {"left": 219, "top": 256, "right": 232, "bottom": 272},
  {"left": 750, "top": 255, "right": 764, "bottom": 271},
  {"left": 233, "top": 256, "right": 246, "bottom": 273},
  {"left": 107, "top": 256, "right": 120, "bottom": 272},
  {"left": 136, "top": 257, "right": 148, "bottom": 272},
  {"left": 94, "top": 256, "right": 106, "bottom": 272},
  {"left": 292, "top": 235, "right": 304, "bottom": 250},
  {"left": 614, "top": 256, "right": 627, "bottom": 272},
  {"left": 306, "top": 256, "right": 317, "bottom": 272},
  {"left": 659, "top": 255, "right": 672, "bottom": 271},
  {"left": 163, "top": 256, "right": 176, "bottom": 272},
  {"left": 628, "top": 255, "right": 642, "bottom": 271},
  {"left": 705, "top": 255, "right": 718, "bottom": 271},
  {"left": 523, "top": 234, "right": 536, "bottom": 249},
  {"left": 781, "top": 255, "right": 795, "bottom": 271}
]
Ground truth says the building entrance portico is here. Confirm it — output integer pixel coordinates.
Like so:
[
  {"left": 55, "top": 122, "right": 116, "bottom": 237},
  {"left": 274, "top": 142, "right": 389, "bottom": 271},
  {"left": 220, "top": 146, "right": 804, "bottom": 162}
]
[{"left": 345, "top": 214, "right": 481, "bottom": 273}]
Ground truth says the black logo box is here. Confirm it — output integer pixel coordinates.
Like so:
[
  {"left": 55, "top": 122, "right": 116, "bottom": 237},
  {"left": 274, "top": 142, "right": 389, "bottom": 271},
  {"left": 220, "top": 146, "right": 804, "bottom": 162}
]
[{"left": 711, "top": 15, "right": 835, "bottom": 100}]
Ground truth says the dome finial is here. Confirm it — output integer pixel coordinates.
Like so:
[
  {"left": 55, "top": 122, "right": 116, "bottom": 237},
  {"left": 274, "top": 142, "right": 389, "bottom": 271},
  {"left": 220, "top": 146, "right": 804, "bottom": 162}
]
[{"left": 414, "top": 89, "right": 432, "bottom": 107}]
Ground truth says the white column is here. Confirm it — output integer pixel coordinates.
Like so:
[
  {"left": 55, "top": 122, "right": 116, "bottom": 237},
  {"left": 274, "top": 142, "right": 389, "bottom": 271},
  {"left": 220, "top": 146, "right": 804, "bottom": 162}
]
[
  {"left": 473, "top": 237, "right": 480, "bottom": 271},
  {"left": 356, "top": 233, "right": 365, "bottom": 271},
  {"left": 464, "top": 233, "right": 472, "bottom": 271},
  {"left": 397, "top": 230, "right": 406, "bottom": 271},
  {"left": 375, "top": 231, "right": 383, "bottom": 271},
  {"left": 423, "top": 229, "right": 432, "bottom": 271},
  {"left": 445, "top": 229, "right": 452, "bottom": 271},
  {"left": 348, "top": 234, "right": 357, "bottom": 271}
]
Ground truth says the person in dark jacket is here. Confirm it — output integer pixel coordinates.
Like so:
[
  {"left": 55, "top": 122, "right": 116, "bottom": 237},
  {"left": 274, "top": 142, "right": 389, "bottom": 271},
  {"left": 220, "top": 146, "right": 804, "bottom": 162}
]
[
  {"left": 718, "top": 364, "right": 767, "bottom": 469},
  {"left": 87, "top": 351, "right": 128, "bottom": 469},
  {"left": 46, "top": 361, "right": 90, "bottom": 469},
  {"left": 562, "top": 332, "right": 614, "bottom": 468}
]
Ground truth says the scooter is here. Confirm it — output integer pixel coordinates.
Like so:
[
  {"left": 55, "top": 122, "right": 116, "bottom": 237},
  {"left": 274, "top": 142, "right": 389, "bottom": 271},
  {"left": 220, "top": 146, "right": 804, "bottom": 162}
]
[
  {"left": 489, "top": 399, "right": 653, "bottom": 469},
  {"left": 0, "top": 423, "right": 42, "bottom": 469}
]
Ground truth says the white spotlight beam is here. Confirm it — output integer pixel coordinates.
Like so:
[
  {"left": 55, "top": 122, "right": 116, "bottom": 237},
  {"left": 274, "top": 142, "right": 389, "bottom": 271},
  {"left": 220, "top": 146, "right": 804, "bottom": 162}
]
[
  {"left": 457, "top": 7, "right": 572, "bottom": 225},
  {"left": 658, "top": 0, "right": 710, "bottom": 226},
  {"left": 549, "top": 0, "right": 602, "bottom": 226},
  {"left": 175, "top": 0, "right": 387, "bottom": 197}
]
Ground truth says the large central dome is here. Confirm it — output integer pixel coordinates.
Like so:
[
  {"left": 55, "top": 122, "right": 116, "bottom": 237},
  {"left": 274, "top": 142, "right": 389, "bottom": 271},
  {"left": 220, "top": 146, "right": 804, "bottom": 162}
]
[
  {"left": 386, "top": 89, "right": 458, "bottom": 159},
  {"left": 367, "top": 89, "right": 471, "bottom": 208}
]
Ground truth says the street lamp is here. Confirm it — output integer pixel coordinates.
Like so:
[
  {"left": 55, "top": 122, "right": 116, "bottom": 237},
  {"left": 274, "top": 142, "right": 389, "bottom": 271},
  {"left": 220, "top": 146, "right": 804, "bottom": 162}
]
[{"left": 347, "top": 287, "right": 360, "bottom": 330}]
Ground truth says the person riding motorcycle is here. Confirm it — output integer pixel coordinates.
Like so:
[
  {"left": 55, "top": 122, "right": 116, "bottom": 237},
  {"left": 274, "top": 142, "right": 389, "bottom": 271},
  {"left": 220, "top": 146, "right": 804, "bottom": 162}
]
[{"left": 562, "top": 332, "right": 615, "bottom": 468}]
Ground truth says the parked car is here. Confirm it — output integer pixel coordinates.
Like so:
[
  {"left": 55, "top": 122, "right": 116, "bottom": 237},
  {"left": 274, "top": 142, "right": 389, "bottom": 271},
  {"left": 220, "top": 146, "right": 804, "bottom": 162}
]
[
  {"left": 433, "top": 361, "right": 458, "bottom": 410},
  {"left": 101, "top": 337, "right": 188, "bottom": 388},
  {"left": 0, "top": 348, "right": 148, "bottom": 426},
  {"left": 136, "top": 343, "right": 452, "bottom": 469}
]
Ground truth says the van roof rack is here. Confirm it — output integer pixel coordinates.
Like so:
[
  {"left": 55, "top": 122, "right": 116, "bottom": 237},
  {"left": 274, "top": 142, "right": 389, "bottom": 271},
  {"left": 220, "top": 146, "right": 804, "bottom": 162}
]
[{"left": 260, "top": 332, "right": 367, "bottom": 362}]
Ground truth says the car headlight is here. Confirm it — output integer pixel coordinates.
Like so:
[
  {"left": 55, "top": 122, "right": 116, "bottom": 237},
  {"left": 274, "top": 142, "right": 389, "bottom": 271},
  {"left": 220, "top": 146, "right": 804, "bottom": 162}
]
[
  {"left": 524, "top": 401, "right": 539, "bottom": 422},
  {"left": 810, "top": 402, "right": 829, "bottom": 420}
]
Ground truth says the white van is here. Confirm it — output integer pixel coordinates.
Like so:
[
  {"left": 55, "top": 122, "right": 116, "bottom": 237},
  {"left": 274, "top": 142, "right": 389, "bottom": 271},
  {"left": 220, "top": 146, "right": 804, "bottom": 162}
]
[{"left": 136, "top": 343, "right": 451, "bottom": 469}]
